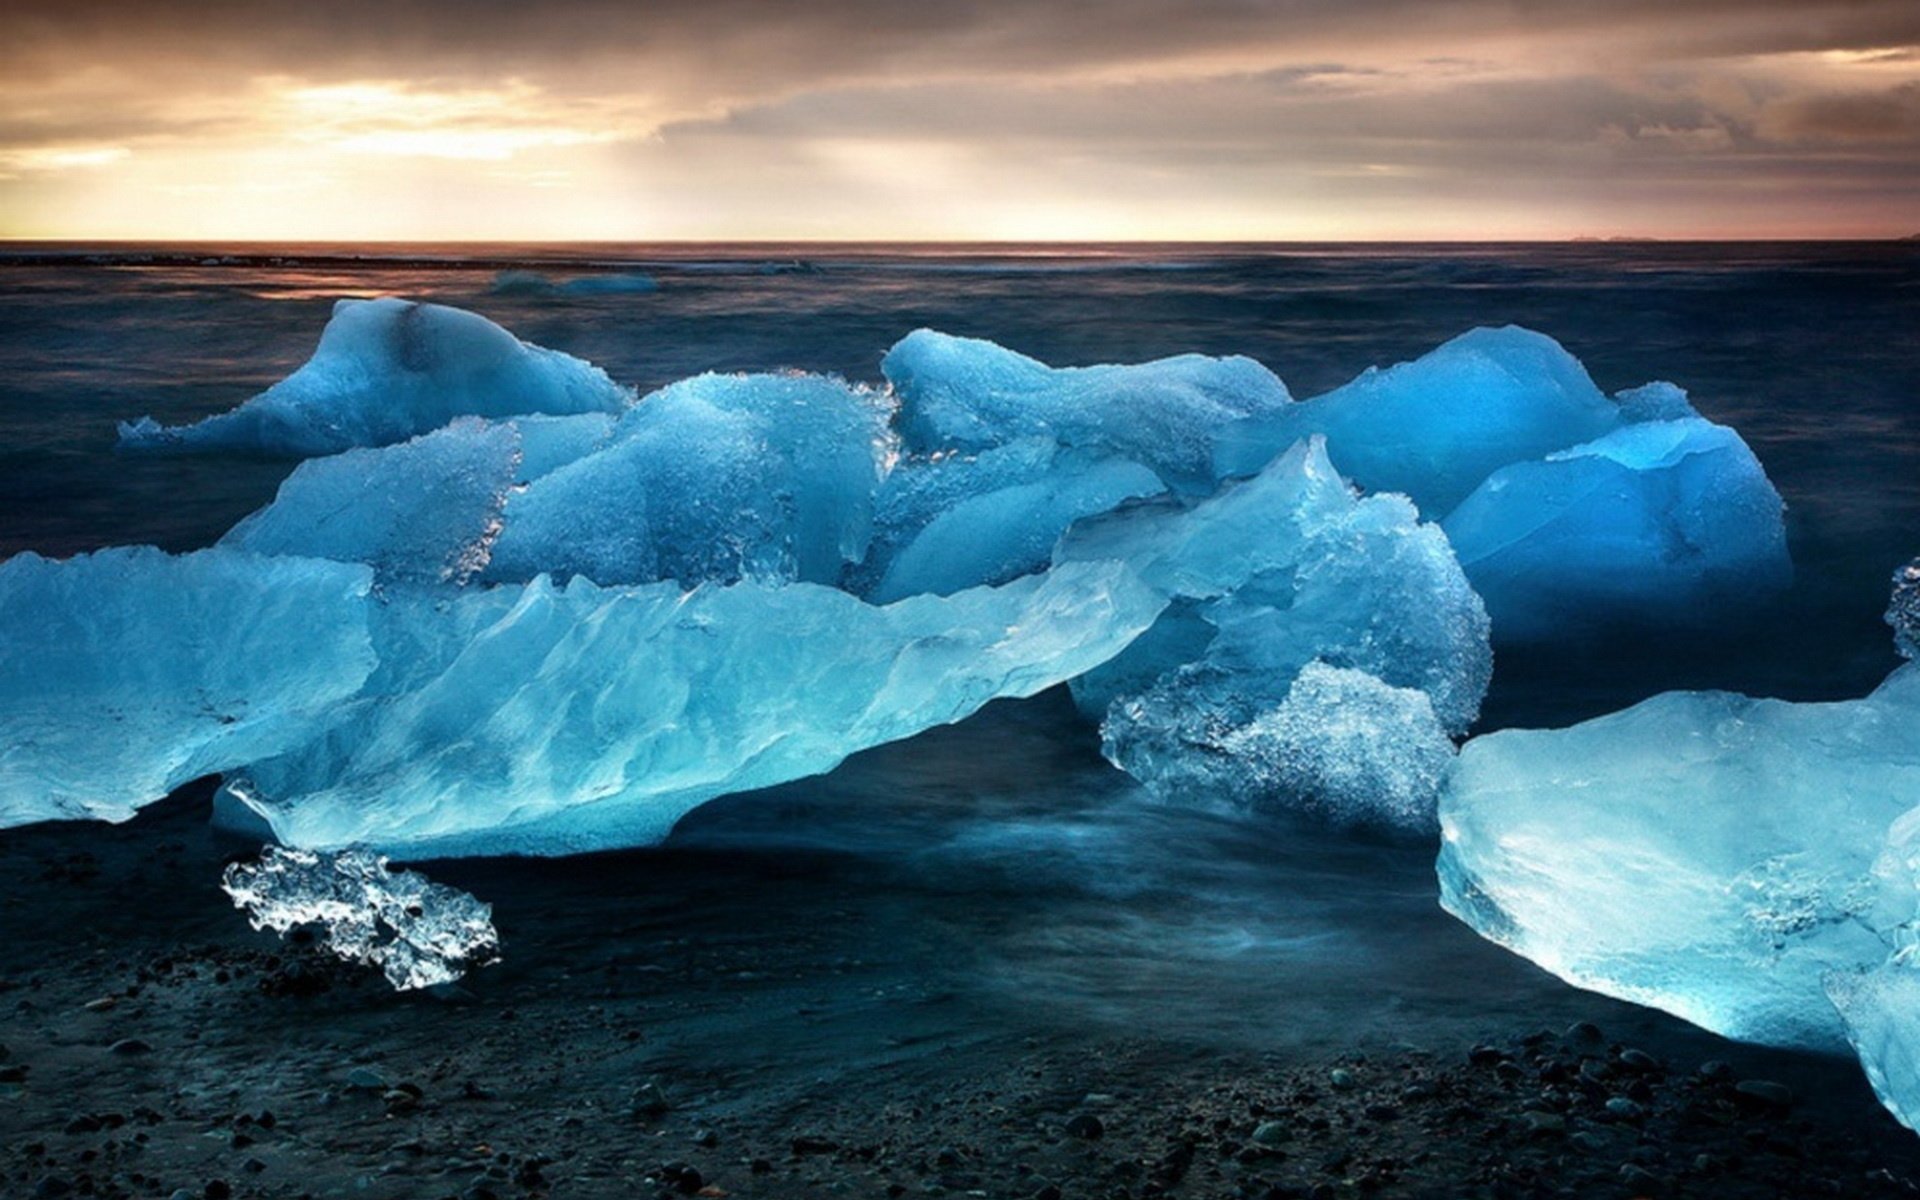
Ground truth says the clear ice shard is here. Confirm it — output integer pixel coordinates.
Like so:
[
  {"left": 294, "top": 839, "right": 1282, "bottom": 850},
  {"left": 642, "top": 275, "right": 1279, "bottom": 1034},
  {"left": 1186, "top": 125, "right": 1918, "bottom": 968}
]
[
  {"left": 1056, "top": 438, "right": 1490, "bottom": 830},
  {"left": 0, "top": 547, "right": 377, "bottom": 829},
  {"left": 1441, "top": 417, "right": 1792, "bottom": 641},
  {"left": 219, "top": 560, "right": 1164, "bottom": 858},
  {"left": 117, "top": 298, "right": 631, "bottom": 457},
  {"left": 1891, "top": 557, "right": 1920, "bottom": 661},
  {"left": 1438, "top": 564, "right": 1920, "bottom": 1052},
  {"left": 882, "top": 329, "right": 1293, "bottom": 494},
  {"left": 222, "top": 845, "right": 500, "bottom": 991}
]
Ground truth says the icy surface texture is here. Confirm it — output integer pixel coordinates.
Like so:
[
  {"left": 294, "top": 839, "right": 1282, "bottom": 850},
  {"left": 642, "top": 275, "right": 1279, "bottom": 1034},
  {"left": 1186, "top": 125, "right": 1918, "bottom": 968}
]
[
  {"left": 1103, "top": 662, "right": 1455, "bottom": 831},
  {"left": 118, "top": 298, "right": 630, "bottom": 457},
  {"left": 486, "top": 372, "right": 893, "bottom": 587},
  {"left": 883, "top": 329, "right": 1292, "bottom": 493},
  {"left": 511, "top": 413, "right": 616, "bottom": 482},
  {"left": 221, "top": 420, "right": 520, "bottom": 584},
  {"left": 864, "top": 442, "right": 1164, "bottom": 602},
  {"left": 1061, "top": 438, "right": 1491, "bottom": 734},
  {"left": 0, "top": 548, "right": 375, "bottom": 828},
  {"left": 223, "top": 846, "right": 500, "bottom": 991},
  {"left": 1213, "top": 326, "right": 1620, "bottom": 514},
  {"left": 221, "top": 561, "right": 1164, "bottom": 857},
  {"left": 1442, "top": 417, "right": 1792, "bottom": 641},
  {"left": 1829, "top": 966, "right": 1920, "bottom": 1132},
  {"left": 1891, "top": 557, "right": 1920, "bottom": 660},
  {"left": 1438, "top": 662, "right": 1920, "bottom": 1050},
  {"left": 1055, "top": 439, "right": 1490, "bottom": 829}
]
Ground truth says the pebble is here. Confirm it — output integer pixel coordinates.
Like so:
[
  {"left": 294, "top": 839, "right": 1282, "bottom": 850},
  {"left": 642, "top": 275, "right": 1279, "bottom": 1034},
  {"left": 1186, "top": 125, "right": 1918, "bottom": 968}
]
[
  {"left": 1734, "top": 1079, "right": 1795, "bottom": 1110},
  {"left": 1063, "top": 1112, "right": 1104, "bottom": 1139},
  {"left": 1564, "top": 1021, "right": 1604, "bottom": 1045},
  {"left": 1519, "top": 1111, "right": 1565, "bottom": 1137},
  {"left": 1327, "top": 1068, "right": 1355, "bottom": 1090},
  {"left": 107, "top": 1038, "right": 151, "bottom": 1056},
  {"left": 1604, "top": 1097, "right": 1644, "bottom": 1120},
  {"left": 1250, "top": 1120, "right": 1289, "bottom": 1147},
  {"left": 631, "top": 1080, "right": 671, "bottom": 1116},
  {"left": 345, "top": 1067, "right": 388, "bottom": 1091},
  {"left": 1618, "top": 1048, "right": 1660, "bottom": 1072}
]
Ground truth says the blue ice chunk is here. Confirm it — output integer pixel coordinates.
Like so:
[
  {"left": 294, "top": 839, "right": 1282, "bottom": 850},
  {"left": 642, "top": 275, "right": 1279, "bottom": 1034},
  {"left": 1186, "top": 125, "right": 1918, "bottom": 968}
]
[
  {"left": 1441, "top": 417, "right": 1792, "bottom": 641},
  {"left": 1829, "top": 963, "right": 1920, "bottom": 1133},
  {"left": 865, "top": 443, "right": 1164, "bottom": 602},
  {"left": 117, "top": 298, "right": 631, "bottom": 457},
  {"left": 1212, "top": 326, "right": 1621, "bottom": 514},
  {"left": 0, "top": 548, "right": 376, "bottom": 828},
  {"left": 1055, "top": 438, "right": 1491, "bottom": 829},
  {"left": 219, "top": 560, "right": 1165, "bottom": 857},
  {"left": 882, "top": 329, "right": 1292, "bottom": 492},
  {"left": 1438, "top": 662, "right": 1920, "bottom": 1051},
  {"left": 1613, "top": 380, "right": 1698, "bottom": 423},
  {"left": 221, "top": 420, "right": 520, "bottom": 584},
  {"left": 510, "top": 413, "right": 616, "bottom": 482},
  {"left": 490, "top": 270, "right": 658, "bottom": 296},
  {"left": 1060, "top": 438, "right": 1491, "bottom": 735},
  {"left": 486, "top": 372, "right": 893, "bottom": 586},
  {"left": 1102, "top": 661, "right": 1456, "bottom": 832}
]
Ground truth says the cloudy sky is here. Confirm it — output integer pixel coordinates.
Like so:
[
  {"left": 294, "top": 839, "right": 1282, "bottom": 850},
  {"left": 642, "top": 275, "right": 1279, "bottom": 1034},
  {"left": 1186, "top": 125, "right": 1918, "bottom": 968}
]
[{"left": 2, "top": 0, "right": 1916, "bottom": 240}]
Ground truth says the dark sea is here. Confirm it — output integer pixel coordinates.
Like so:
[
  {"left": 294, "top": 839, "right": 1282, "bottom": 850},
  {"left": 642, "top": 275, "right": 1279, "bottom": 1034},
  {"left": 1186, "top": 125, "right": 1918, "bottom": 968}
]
[{"left": 3, "top": 241, "right": 1917, "bottom": 1055}]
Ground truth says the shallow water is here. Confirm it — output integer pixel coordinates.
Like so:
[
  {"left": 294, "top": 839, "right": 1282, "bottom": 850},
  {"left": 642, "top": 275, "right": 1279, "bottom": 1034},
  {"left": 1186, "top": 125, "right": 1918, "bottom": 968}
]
[{"left": 2, "top": 240, "right": 1916, "bottom": 1053}]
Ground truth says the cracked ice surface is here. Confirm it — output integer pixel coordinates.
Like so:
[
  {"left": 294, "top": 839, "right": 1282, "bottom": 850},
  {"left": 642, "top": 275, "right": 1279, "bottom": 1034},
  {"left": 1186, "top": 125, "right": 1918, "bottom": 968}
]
[{"left": 223, "top": 846, "right": 499, "bottom": 991}]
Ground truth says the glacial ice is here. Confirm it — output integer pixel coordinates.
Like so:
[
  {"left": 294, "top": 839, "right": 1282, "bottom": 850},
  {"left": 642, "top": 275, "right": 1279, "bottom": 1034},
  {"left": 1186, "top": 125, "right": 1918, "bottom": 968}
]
[
  {"left": 221, "top": 419, "right": 520, "bottom": 584},
  {"left": 485, "top": 372, "right": 893, "bottom": 587},
  {"left": 1438, "top": 660, "right": 1920, "bottom": 1050},
  {"left": 117, "top": 298, "right": 631, "bottom": 457},
  {"left": 1057, "top": 438, "right": 1491, "bottom": 829},
  {"left": 1213, "top": 326, "right": 1621, "bottom": 515},
  {"left": 1441, "top": 417, "right": 1792, "bottom": 641},
  {"left": 863, "top": 443, "right": 1165, "bottom": 602},
  {"left": 218, "top": 561, "right": 1163, "bottom": 857},
  {"left": 223, "top": 845, "right": 500, "bottom": 990},
  {"left": 0, "top": 548, "right": 376, "bottom": 828},
  {"left": 490, "top": 269, "right": 658, "bottom": 297},
  {"left": 1103, "top": 661, "right": 1456, "bottom": 831},
  {"left": 883, "top": 329, "right": 1292, "bottom": 493}
]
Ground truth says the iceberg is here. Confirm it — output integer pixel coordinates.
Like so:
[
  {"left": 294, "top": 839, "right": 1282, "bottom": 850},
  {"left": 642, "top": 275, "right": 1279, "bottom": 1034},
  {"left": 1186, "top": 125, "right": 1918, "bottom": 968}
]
[
  {"left": 1213, "top": 326, "right": 1620, "bottom": 515},
  {"left": 220, "top": 561, "right": 1163, "bottom": 857},
  {"left": 117, "top": 298, "right": 631, "bottom": 457},
  {"left": 485, "top": 372, "right": 893, "bottom": 587},
  {"left": 883, "top": 329, "right": 1292, "bottom": 493},
  {"left": 1438, "top": 562, "right": 1920, "bottom": 1049},
  {"left": 1441, "top": 417, "right": 1792, "bottom": 641},
  {"left": 221, "top": 419, "right": 521, "bottom": 584},
  {"left": 1057, "top": 439, "right": 1491, "bottom": 829},
  {"left": 0, "top": 548, "right": 376, "bottom": 828},
  {"left": 223, "top": 846, "right": 500, "bottom": 991}
]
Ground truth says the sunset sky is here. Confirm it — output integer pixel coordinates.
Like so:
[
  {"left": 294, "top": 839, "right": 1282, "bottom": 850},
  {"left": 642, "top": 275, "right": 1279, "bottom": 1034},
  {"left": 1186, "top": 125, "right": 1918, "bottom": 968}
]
[{"left": 2, "top": 0, "right": 1917, "bottom": 241}]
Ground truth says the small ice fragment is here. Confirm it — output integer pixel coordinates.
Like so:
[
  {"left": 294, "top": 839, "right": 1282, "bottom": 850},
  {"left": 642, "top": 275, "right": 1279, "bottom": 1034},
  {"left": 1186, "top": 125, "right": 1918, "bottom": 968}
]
[
  {"left": 222, "top": 846, "right": 500, "bottom": 991},
  {"left": 1890, "top": 557, "right": 1920, "bottom": 660}
]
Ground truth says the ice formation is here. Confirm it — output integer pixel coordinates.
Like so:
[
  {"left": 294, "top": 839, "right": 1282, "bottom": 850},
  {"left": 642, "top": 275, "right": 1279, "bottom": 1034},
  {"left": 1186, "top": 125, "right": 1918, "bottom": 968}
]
[
  {"left": 1209, "top": 326, "right": 1791, "bottom": 639},
  {"left": 0, "top": 547, "right": 375, "bottom": 828},
  {"left": 485, "top": 372, "right": 893, "bottom": 587},
  {"left": 220, "top": 562, "right": 1160, "bottom": 857},
  {"left": 1439, "top": 562, "right": 1920, "bottom": 1058},
  {"left": 1058, "top": 438, "right": 1490, "bottom": 830},
  {"left": 883, "top": 329, "right": 1292, "bottom": 494},
  {"left": 117, "top": 298, "right": 631, "bottom": 457},
  {"left": 1441, "top": 417, "right": 1792, "bottom": 641},
  {"left": 1213, "top": 326, "right": 1620, "bottom": 515},
  {"left": 221, "top": 419, "right": 520, "bottom": 584},
  {"left": 1892, "top": 557, "right": 1920, "bottom": 660},
  {"left": 223, "top": 846, "right": 499, "bottom": 990},
  {"left": 490, "top": 270, "right": 658, "bottom": 296}
]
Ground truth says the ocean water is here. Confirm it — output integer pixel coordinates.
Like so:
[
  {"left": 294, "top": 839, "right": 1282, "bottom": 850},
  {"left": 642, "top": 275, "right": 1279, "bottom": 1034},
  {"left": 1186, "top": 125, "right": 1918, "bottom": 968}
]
[{"left": 3, "top": 241, "right": 1917, "bottom": 1050}]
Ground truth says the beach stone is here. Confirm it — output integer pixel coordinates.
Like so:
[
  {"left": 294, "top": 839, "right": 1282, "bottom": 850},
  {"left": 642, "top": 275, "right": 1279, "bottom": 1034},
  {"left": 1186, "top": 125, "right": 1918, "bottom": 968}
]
[
  {"left": 1064, "top": 1113, "right": 1104, "bottom": 1140},
  {"left": 1604, "top": 1098, "right": 1643, "bottom": 1120},
  {"left": 108, "top": 1038, "right": 151, "bottom": 1055},
  {"left": 1618, "top": 1048, "right": 1660, "bottom": 1072},
  {"left": 1565, "top": 1022, "right": 1604, "bottom": 1045},
  {"left": 345, "top": 1067, "right": 387, "bottom": 1090},
  {"left": 1734, "top": 1080, "right": 1794, "bottom": 1110},
  {"left": 1328, "top": 1068, "right": 1356, "bottom": 1089},
  {"left": 1519, "top": 1111, "right": 1565, "bottom": 1137},
  {"left": 1251, "top": 1120, "right": 1289, "bottom": 1147}
]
